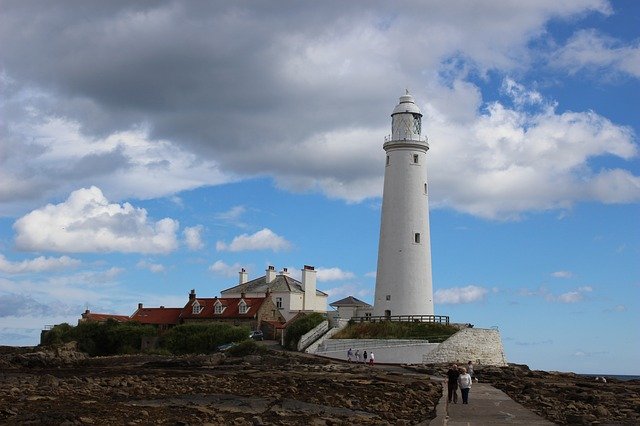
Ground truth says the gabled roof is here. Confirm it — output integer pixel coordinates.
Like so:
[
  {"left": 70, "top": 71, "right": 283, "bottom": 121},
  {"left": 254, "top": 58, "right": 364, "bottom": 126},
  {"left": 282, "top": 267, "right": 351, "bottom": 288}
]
[
  {"left": 130, "top": 307, "right": 182, "bottom": 325},
  {"left": 81, "top": 312, "right": 130, "bottom": 323},
  {"left": 180, "top": 296, "right": 267, "bottom": 320},
  {"left": 221, "top": 274, "right": 328, "bottom": 296},
  {"left": 329, "top": 296, "right": 372, "bottom": 308}
]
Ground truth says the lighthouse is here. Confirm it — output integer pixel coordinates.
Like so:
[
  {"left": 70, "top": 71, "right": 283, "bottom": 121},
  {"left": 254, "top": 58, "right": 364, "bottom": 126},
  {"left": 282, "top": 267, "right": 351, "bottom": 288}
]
[{"left": 373, "top": 91, "right": 434, "bottom": 317}]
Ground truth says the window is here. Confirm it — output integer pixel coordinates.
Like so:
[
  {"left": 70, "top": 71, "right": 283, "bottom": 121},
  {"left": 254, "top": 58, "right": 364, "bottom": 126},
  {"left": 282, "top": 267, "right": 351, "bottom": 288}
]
[
  {"left": 386, "top": 295, "right": 391, "bottom": 301},
  {"left": 364, "top": 312, "right": 372, "bottom": 318},
  {"left": 214, "top": 302, "right": 223, "bottom": 314},
  {"left": 192, "top": 302, "right": 202, "bottom": 314},
  {"left": 414, "top": 233, "right": 421, "bottom": 244},
  {"left": 413, "top": 154, "right": 419, "bottom": 164},
  {"left": 276, "top": 297, "right": 283, "bottom": 309},
  {"left": 424, "top": 182, "right": 428, "bottom": 195},
  {"left": 238, "top": 300, "right": 248, "bottom": 314},
  {"left": 386, "top": 155, "right": 390, "bottom": 166}
]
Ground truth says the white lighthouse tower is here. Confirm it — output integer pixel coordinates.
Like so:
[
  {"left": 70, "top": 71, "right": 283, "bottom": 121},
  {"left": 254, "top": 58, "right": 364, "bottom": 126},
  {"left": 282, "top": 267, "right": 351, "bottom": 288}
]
[{"left": 373, "top": 91, "right": 434, "bottom": 317}]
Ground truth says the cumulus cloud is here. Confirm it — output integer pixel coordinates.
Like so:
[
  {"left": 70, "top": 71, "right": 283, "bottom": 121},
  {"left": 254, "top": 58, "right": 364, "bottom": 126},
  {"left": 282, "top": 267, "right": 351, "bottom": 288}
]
[
  {"left": 136, "top": 260, "right": 165, "bottom": 274},
  {"left": 520, "top": 285, "right": 592, "bottom": 303},
  {"left": 209, "top": 260, "right": 244, "bottom": 277},
  {"left": 183, "top": 225, "right": 205, "bottom": 250},
  {"left": 13, "top": 186, "right": 179, "bottom": 254},
  {"left": 316, "top": 267, "right": 356, "bottom": 282},
  {"left": 0, "top": 254, "right": 80, "bottom": 274},
  {"left": 552, "top": 29, "right": 640, "bottom": 78},
  {"left": 435, "top": 285, "right": 489, "bottom": 304},
  {"left": 324, "top": 283, "right": 372, "bottom": 300},
  {"left": 1, "top": 1, "right": 634, "bottom": 220},
  {"left": 216, "top": 228, "right": 292, "bottom": 252},
  {"left": 551, "top": 271, "right": 573, "bottom": 279}
]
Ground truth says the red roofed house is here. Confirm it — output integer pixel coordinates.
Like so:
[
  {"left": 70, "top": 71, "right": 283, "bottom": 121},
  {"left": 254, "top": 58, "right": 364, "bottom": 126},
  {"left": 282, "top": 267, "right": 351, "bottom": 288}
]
[
  {"left": 130, "top": 303, "right": 182, "bottom": 333},
  {"left": 180, "top": 289, "right": 285, "bottom": 333},
  {"left": 79, "top": 310, "right": 130, "bottom": 324}
]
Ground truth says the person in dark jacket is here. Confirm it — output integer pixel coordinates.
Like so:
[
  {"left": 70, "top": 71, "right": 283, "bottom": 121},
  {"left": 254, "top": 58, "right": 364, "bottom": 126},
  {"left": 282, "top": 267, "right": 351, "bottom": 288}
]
[{"left": 446, "top": 363, "right": 460, "bottom": 403}]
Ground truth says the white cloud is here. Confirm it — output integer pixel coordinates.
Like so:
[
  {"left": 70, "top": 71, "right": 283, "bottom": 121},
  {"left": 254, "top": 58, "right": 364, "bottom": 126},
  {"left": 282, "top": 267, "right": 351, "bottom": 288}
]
[
  {"left": 136, "top": 260, "right": 165, "bottom": 273},
  {"left": 209, "top": 260, "right": 244, "bottom": 277},
  {"left": 365, "top": 271, "right": 377, "bottom": 278},
  {"left": 13, "top": 186, "right": 179, "bottom": 254},
  {"left": 0, "top": 254, "right": 80, "bottom": 274},
  {"left": 216, "top": 228, "right": 292, "bottom": 252},
  {"left": 551, "top": 271, "right": 573, "bottom": 279},
  {"left": 183, "top": 225, "right": 205, "bottom": 250},
  {"left": 521, "top": 285, "right": 592, "bottom": 303},
  {"left": 552, "top": 29, "right": 640, "bottom": 78},
  {"left": 324, "top": 283, "right": 371, "bottom": 300},
  {"left": 435, "top": 285, "right": 489, "bottom": 304},
  {"left": 426, "top": 80, "right": 639, "bottom": 219},
  {"left": 316, "top": 267, "right": 356, "bottom": 282}
]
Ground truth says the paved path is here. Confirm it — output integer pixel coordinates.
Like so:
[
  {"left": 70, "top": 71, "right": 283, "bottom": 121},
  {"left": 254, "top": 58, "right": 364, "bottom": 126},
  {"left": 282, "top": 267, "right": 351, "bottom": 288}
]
[{"left": 429, "top": 382, "right": 554, "bottom": 425}]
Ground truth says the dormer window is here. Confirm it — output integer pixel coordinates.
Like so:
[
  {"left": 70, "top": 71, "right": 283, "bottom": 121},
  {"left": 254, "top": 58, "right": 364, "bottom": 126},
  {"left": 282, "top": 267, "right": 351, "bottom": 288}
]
[
  {"left": 192, "top": 301, "right": 202, "bottom": 314},
  {"left": 238, "top": 300, "right": 248, "bottom": 314},
  {"left": 214, "top": 301, "right": 223, "bottom": 314}
]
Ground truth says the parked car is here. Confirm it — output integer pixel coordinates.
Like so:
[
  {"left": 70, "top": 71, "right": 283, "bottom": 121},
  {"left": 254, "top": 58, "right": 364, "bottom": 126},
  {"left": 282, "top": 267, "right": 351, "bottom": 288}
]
[{"left": 249, "top": 330, "right": 264, "bottom": 341}]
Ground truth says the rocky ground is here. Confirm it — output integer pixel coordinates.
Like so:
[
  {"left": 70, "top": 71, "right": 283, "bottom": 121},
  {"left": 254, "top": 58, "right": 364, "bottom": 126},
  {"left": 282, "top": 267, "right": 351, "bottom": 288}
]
[
  {"left": 421, "top": 363, "right": 640, "bottom": 425},
  {"left": 0, "top": 345, "right": 440, "bottom": 425}
]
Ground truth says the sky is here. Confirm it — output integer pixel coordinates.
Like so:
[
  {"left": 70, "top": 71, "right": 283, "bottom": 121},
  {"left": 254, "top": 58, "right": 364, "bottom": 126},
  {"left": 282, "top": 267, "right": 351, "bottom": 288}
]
[{"left": 0, "top": 0, "right": 638, "bottom": 375}]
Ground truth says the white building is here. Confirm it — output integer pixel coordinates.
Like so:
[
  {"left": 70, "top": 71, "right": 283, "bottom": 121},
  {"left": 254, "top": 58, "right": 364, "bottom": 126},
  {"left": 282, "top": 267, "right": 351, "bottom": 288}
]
[
  {"left": 329, "top": 296, "right": 373, "bottom": 320},
  {"left": 221, "top": 265, "right": 328, "bottom": 321},
  {"left": 374, "top": 91, "right": 434, "bottom": 316}
]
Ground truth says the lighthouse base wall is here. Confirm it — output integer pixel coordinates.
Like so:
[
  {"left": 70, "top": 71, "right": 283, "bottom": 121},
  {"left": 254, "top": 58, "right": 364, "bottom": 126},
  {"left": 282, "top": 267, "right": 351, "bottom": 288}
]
[{"left": 310, "top": 328, "right": 507, "bottom": 366}]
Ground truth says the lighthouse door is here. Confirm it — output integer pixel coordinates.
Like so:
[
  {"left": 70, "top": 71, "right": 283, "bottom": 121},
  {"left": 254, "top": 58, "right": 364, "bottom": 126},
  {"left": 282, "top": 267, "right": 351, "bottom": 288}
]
[{"left": 384, "top": 310, "right": 391, "bottom": 319}]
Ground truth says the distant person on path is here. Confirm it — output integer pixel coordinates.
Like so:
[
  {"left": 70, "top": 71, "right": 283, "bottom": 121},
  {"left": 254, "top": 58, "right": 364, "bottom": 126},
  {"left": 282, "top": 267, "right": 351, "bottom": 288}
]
[
  {"left": 363, "top": 350, "right": 368, "bottom": 364},
  {"left": 458, "top": 367, "right": 472, "bottom": 404},
  {"left": 347, "top": 348, "right": 353, "bottom": 362},
  {"left": 446, "top": 364, "right": 460, "bottom": 403},
  {"left": 369, "top": 352, "right": 375, "bottom": 365},
  {"left": 355, "top": 349, "right": 361, "bottom": 362},
  {"left": 467, "top": 361, "right": 475, "bottom": 381}
]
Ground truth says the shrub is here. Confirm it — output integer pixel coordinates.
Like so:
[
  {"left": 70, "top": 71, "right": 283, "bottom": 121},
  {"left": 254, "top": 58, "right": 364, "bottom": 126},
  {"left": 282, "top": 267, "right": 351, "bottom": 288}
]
[
  {"left": 332, "top": 321, "right": 458, "bottom": 342},
  {"left": 225, "top": 340, "right": 267, "bottom": 357},
  {"left": 283, "top": 313, "right": 325, "bottom": 350},
  {"left": 161, "top": 323, "right": 250, "bottom": 354},
  {"left": 41, "top": 320, "right": 157, "bottom": 356}
]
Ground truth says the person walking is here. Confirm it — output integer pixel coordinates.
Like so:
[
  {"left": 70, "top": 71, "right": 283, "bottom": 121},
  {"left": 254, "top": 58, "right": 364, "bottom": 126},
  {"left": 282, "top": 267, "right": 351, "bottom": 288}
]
[
  {"left": 467, "top": 361, "right": 475, "bottom": 382},
  {"left": 369, "top": 352, "right": 375, "bottom": 365},
  {"left": 458, "top": 367, "right": 472, "bottom": 404},
  {"left": 363, "top": 350, "right": 368, "bottom": 364},
  {"left": 354, "top": 349, "right": 361, "bottom": 362},
  {"left": 446, "top": 363, "right": 460, "bottom": 404},
  {"left": 347, "top": 348, "right": 353, "bottom": 362}
]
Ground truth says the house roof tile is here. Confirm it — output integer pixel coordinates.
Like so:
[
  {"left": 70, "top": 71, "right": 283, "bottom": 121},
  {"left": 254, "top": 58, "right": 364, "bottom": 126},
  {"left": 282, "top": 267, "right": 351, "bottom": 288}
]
[
  {"left": 130, "top": 307, "right": 182, "bottom": 325},
  {"left": 180, "top": 296, "right": 267, "bottom": 320},
  {"left": 329, "top": 296, "right": 372, "bottom": 308}
]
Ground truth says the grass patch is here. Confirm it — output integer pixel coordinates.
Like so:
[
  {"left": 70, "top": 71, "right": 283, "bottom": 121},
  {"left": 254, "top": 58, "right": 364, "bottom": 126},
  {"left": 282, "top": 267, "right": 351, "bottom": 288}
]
[{"left": 332, "top": 321, "right": 458, "bottom": 342}]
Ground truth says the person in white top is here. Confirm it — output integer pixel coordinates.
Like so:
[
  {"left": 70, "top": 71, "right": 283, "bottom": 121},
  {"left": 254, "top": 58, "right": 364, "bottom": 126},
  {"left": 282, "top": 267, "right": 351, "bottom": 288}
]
[
  {"left": 369, "top": 352, "right": 375, "bottom": 365},
  {"left": 457, "top": 367, "right": 472, "bottom": 404}
]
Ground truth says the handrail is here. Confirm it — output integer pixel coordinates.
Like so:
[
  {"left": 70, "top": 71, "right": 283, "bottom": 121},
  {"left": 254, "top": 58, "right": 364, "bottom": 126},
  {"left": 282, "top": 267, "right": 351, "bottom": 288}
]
[{"left": 350, "top": 314, "right": 449, "bottom": 324}]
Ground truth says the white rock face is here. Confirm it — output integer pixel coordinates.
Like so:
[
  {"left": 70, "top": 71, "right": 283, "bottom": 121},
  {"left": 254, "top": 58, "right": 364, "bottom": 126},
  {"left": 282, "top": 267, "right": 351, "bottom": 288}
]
[{"left": 374, "top": 93, "right": 434, "bottom": 316}]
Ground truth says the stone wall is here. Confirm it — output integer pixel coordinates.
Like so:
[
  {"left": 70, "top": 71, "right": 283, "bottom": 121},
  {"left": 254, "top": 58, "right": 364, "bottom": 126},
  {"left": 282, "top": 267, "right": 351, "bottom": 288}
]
[
  {"left": 421, "top": 328, "right": 507, "bottom": 366},
  {"left": 314, "top": 339, "right": 440, "bottom": 364}
]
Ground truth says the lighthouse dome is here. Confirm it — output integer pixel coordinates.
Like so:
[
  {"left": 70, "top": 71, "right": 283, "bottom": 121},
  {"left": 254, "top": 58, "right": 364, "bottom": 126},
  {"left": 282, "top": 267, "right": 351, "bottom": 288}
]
[{"left": 392, "top": 92, "right": 422, "bottom": 116}]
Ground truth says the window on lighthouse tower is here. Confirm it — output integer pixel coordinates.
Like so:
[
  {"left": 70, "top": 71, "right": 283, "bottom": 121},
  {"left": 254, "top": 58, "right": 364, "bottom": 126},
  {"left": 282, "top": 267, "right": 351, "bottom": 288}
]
[
  {"left": 413, "top": 154, "right": 419, "bottom": 164},
  {"left": 414, "top": 233, "right": 421, "bottom": 244}
]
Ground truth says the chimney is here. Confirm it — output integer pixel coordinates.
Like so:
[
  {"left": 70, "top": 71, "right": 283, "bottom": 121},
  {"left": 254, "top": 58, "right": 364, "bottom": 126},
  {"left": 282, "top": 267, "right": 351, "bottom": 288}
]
[
  {"left": 240, "top": 291, "right": 246, "bottom": 299},
  {"left": 239, "top": 268, "right": 248, "bottom": 285},
  {"left": 302, "top": 265, "right": 317, "bottom": 311},
  {"left": 189, "top": 289, "right": 196, "bottom": 301},
  {"left": 279, "top": 267, "right": 289, "bottom": 275},
  {"left": 266, "top": 265, "right": 276, "bottom": 283},
  {"left": 160, "top": 306, "right": 164, "bottom": 309},
  {"left": 138, "top": 303, "right": 143, "bottom": 310}
]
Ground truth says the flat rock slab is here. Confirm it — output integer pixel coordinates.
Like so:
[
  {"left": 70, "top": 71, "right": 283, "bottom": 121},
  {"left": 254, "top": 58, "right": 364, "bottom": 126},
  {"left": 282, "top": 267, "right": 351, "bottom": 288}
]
[{"left": 431, "top": 383, "right": 554, "bottom": 425}]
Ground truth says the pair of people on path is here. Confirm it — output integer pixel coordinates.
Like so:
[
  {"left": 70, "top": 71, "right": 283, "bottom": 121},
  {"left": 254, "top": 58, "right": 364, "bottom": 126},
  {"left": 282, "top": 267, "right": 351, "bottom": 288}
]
[{"left": 447, "top": 362, "right": 473, "bottom": 404}]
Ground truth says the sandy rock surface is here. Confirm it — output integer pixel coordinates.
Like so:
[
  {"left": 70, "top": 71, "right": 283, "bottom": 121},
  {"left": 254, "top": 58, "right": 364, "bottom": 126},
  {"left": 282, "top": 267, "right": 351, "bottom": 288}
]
[{"left": 0, "top": 346, "right": 440, "bottom": 425}]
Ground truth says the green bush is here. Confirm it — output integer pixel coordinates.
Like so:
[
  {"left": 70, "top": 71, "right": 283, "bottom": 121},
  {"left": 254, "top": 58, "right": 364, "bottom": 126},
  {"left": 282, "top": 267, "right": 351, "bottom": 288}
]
[
  {"left": 41, "top": 320, "right": 156, "bottom": 356},
  {"left": 332, "top": 321, "right": 458, "bottom": 342},
  {"left": 283, "top": 313, "right": 325, "bottom": 350},
  {"left": 225, "top": 340, "right": 267, "bottom": 357},
  {"left": 161, "top": 323, "right": 250, "bottom": 354}
]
